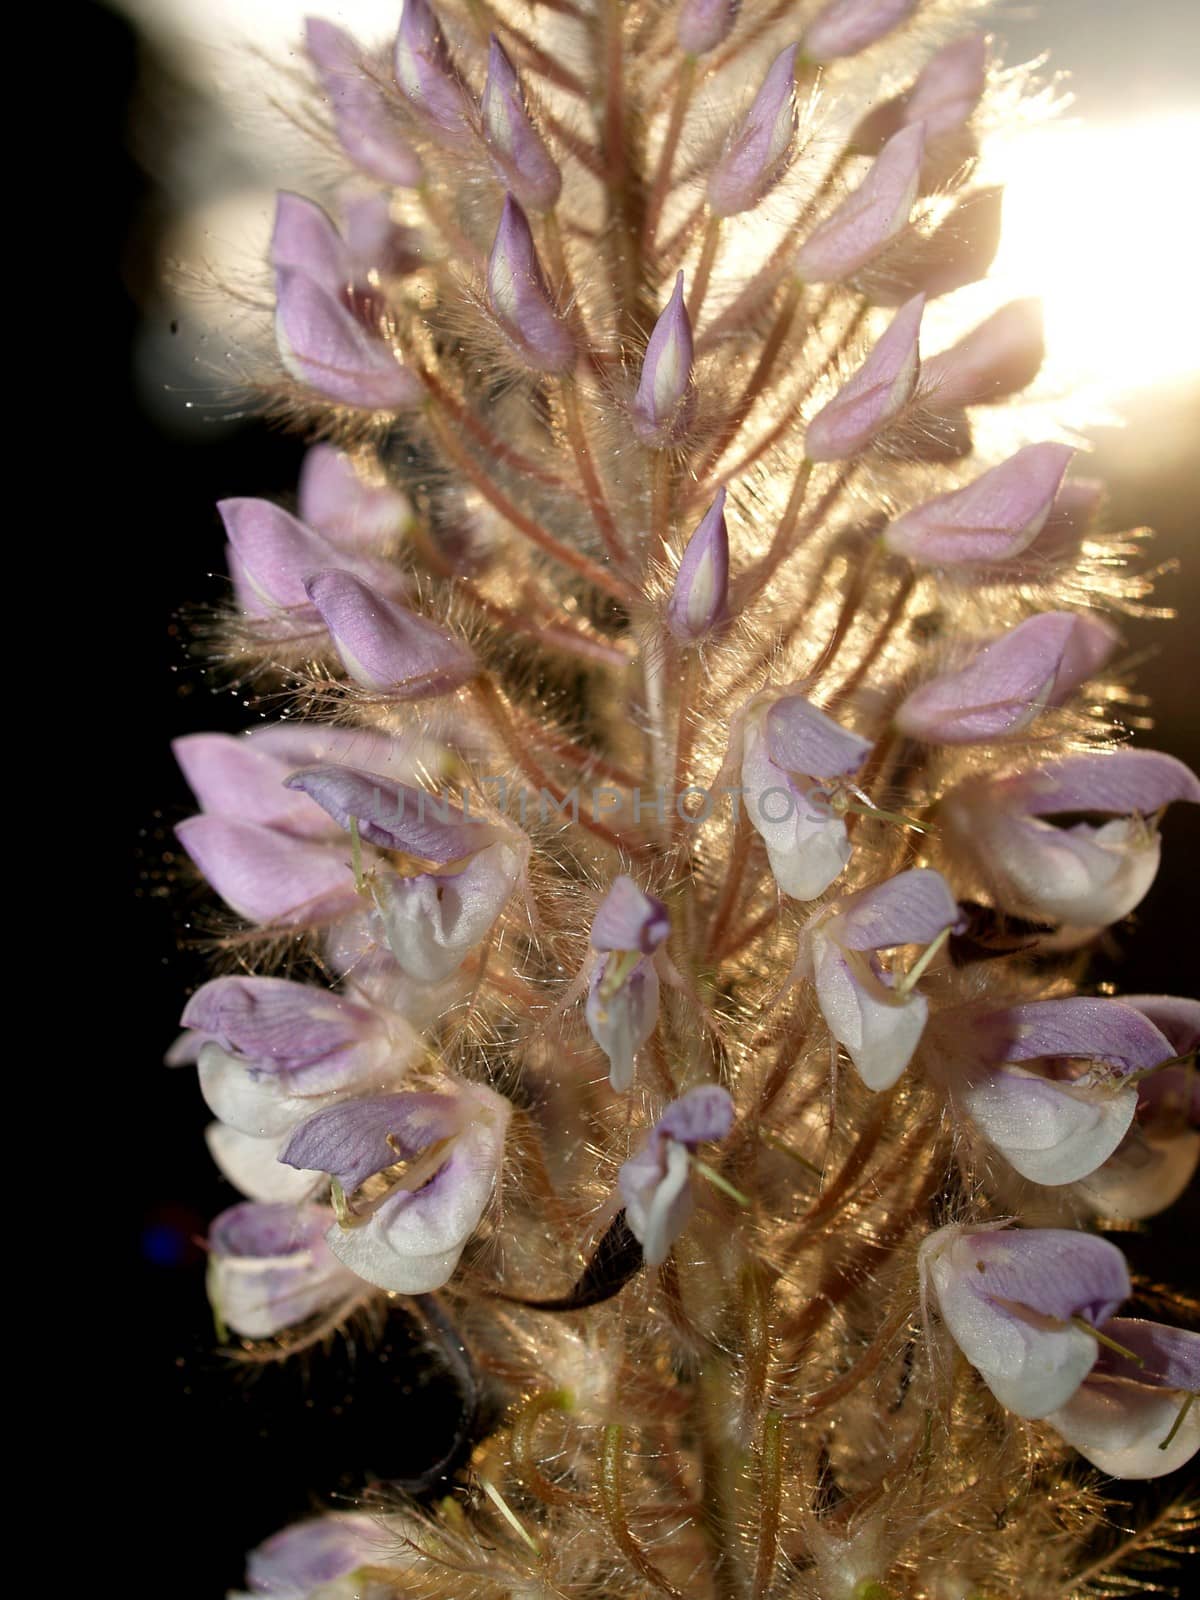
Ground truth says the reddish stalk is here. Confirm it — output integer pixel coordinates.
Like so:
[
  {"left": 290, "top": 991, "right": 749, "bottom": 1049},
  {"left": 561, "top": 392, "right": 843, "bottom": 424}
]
[{"left": 643, "top": 59, "right": 698, "bottom": 250}]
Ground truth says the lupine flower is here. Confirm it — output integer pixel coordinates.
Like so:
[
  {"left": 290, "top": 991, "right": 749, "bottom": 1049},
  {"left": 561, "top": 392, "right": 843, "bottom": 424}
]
[
  {"left": 305, "top": 18, "right": 422, "bottom": 188},
  {"left": 207, "top": 1202, "right": 359, "bottom": 1339},
  {"left": 920, "top": 1223, "right": 1132, "bottom": 1417},
  {"left": 707, "top": 45, "right": 799, "bottom": 218},
  {"left": 585, "top": 876, "right": 670, "bottom": 1092},
  {"left": 174, "top": 815, "right": 357, "bottom": 926},
  {"left": 618, "top": 1086, "right": 735, "bottom": 1265},
  {"left": 219, "top": 497, "right": 401, "bottom": 625},
  {"left": 796, "top": 868, "right": 962, "bottom": 1089},
  {"left": 486, "top": 195, "right": 575, "bottom": 373},
  {"left": 392, "top": 0, "right": 472, "bottom": 142},
  {"left": 667, "top": 489, "right": 730, "bottom": 641},
  {"left": 481, "top": 39, "right": 561, "bottom": 213},
  {"left": 883, "top": 442, "right": 1074, "bottom": 565},
  {"left": 281, "top": 1081, "right": 512, "bottom": 1292},
  {"left": 942, "top": 996, "right": 1178, "bottom": 1184},
  {"left": 851, "top": 33, "right": 989, "bottom": 159},
  {"left": 297, "top": 444, "right": 413, "bottom": 552},
  {"left": 922, "top": 297, "right": 1046, "bottom": 408},
  {"left": 232, "top": 1512, "right": 404, "bottom": 1600},
  {"left": 305, "top": 569, "right": 478, "bottom": 697},
  {"left": 795, "top": 124, "right": 924, "bottom": 283},
  {"left": 632, "top": 272, "right": 695, "bottom": 444},
  {"left": 805, "top": 294, "right": 925, "bottom": 461},
  {"left": 895, "top": 610, "right": 1118, "bottom": 743},
  {"left": 942, "top": 749, "right": 1200, "bottom": 930},
  {"left": 803, "top": 0, "right": 916, "bottom": 63},
  {"left": 737, "top": 692, "right": 873, "bottom": 899},
  {"left": 677, "top": 0, "right": 740, "bottom": 57}
]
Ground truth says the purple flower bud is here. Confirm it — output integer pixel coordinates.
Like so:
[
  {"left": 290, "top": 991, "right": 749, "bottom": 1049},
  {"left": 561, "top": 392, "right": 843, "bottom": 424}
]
[
  {"left": 738, "top": 693, "right": 873, "bottom": 900},
  {"left": 895, "top": 611, "right": 1119, "bottom": 744},
  {"left": 707, "top": 45, "right": 799, "bottom": 219},
  {"left": 218, "top": 497, "right": 399, "bottom": 622},
  {"left": 183, "top": 976, "right": 383, "bottom": 1068},
  {"left": 632, "top": 271, "right": 696, "bottom": 445},
  {"left": 305, "top": 17, "right": 422, "bottom": 187},
  {"left": 942, "top": 749, "right": 1200, "bottom": 931},
  {"left": 677, "top": 0, "right": 740, "bottom": 57},
  {"left": 305, "top": 569, "right": 477, "bottom": 698},
  {"left": 487, "top": 195, "right": 575, "bottom": 373},
  {"left": 392, "top": 0, "right": 472, "bottom": 142},
  {"left": 207, "top": 1202, "right": 358, "bottom": 1338},
  {"left": 902, "top": 33, "right": 988, "bottom": 139},
  {"left": 282, "top": 1081, "right": 512, "bottom": 1292},
  {"left": 242, "top": 1513, "right": 395, "bottom": 1597},
  {"left": 883, "top": 442, "right": 1074, "bottom": 566},
  {"left": 586, "top": 955, "right": 660, "bottom": 1092},
  {"left": 298, "top": 445, "right": 412, "bottom": 552},
  {"left": 618, "top": 1086, "right": 735, "bottom": 1265},
  {"left": 175, "top": 815, "right": 357, "bottom": 926},
  {"left": 803, "top": 0, "right": 917, "bottom": 64},
  {"left": 805, "top": 295, "right": 924, "bottom": 461},
  {"left": 591, "top": 876, "right": 670, "bottom": 953},
  {"left": 284, "top": 763, "right": 497, "bottom": 861},
  {"left": 795, "top": 124, "right": 925, "bottom": 283},
  {"left": 667, "top": 489, "right": 730, "bottom": 641},
  {"left": 921, "top": 1223, "right": 1131, "bottom": 1417},
  {"left": 923, "top": 298, "right": 1046, "bottom": 408},
  {"left": 482, "top": 38, "right": 562, "bottom": 213},
  {"left": 874, "top": 185, "right": 1003, "bottom": 305},
  {"left": 802, "top": 869, "right": 961, "bottom": 1090},
  {"left": 174, "top": 731, "right": 338, "bottom": 837}
]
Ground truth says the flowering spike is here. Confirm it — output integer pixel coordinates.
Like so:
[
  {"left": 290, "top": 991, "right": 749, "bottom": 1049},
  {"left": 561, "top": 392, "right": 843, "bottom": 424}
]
[
  {"left": 677, "top": 0, "right": 740, "bottom": 57},
  {"left": 803, "top": 0, "right": 917, "bottom": 63},
  {"left": 707, "top": 45, "right": 799, "bottom": 218},
  {"left": 392, "top": 0, "right": 471, "bottom": 142},
  {"left": 895, "top": 611, "right": 1118, "bottom": 744},
  {"left": 632, "top": 270, "right": 695, "bottom": 444},
  {"left": 305, "top": 569, "right": 478, "bottom": 697},
  {"left": 486, "top": 195, "right": 575, "bottom": 373},
  {"left": 482, "top": 38, "right": 562, "bottom": 213},
  {"left": 667, "top": 488, "right": 730, "bottom": 641},
  {"left": 805, "top": 294, "right": 924, "bottom": 461},
  {"left": 795, "top": 123, "right": 925, "bottom": 283},
  {"left": 305, "top": 17, "right": 422, "bottom": 187},
  {"left": 883, "top": 442, "right": 1074, "bottom": 565},
  {"left": 923, "top": 297, "right": 1046, "bottom": 407}
]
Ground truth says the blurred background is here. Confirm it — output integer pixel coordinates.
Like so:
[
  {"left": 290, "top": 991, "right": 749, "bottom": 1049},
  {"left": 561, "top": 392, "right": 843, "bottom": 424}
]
[{"left": 93, "top": 2, "right": 1198, "bottom": 1591}]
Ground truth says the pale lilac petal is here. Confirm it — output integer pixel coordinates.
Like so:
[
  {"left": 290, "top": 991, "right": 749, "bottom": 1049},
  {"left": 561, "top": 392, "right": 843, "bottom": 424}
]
[
  {"left": 208, "top": 1202, "right": 357, "bottom": 1338},
  {"left": 707, "top": 45, "right": 799, "bottom": 218},
  {"left": 978, "top": 997, "right": 1177, "bottom": 1078},
  {"left": 804, "top": 0, "right": 916, "bottom": 63},
  {"left": 1121, "top": 996, "right": 1200, "bottom": 1059},
  {"left": 271, "top": 191, "right": 351, "bottom": 290},
  {"left": 795, "top": 124, "right": 924, "bottom": 284},
  {"left": 217, "top": 498, "right": 343, "bottom": 617},
  {"left": 283, "top": 763, "right": 493, "bottom": 860},
  {"left": 833, "top": 867, "right": 961, "bottom": 950},
  {"left": 275, "top": 268, "right": 422, "bottom": 410},
  {"left": 896, "top": 612, "right": 1118, "bottom": 744},
  {"left": 182, "top": 976, "right": 381, "bottom": 1066},
  {"left": 806, "top": 295, "right": 924, "bottom": 461},
  {"left": 763, "top": 694, "right": 874, "bottom": 779},
  {"left": 244, "top": 1512, "right": 391, "bottom": 1595},
  {"left": 901, "top": 33, "right": 988, "bottom": 138},
  {"left": 1049, "top": 1377, "right": 1200, "bottom": 1478},
  {"left": 281, "top": 1091, "right": 462, "bottom": 1190},
  {"left": 956, "top": 1065, "right": 1138, "bottom": 1185},
  {"left": 742, "top": 719, "right": 854, "bottom": 900},
  {"left": 173, "top": 732, "right": 336, "bottom": 837},
  {"left": 1093, "top": 1319, "right": 1200, "bottom": 1390},
  {"left": 175, "top": 816, "right": 356, "bottom": 925},
  {"left": 668, "top": 488, "right": 730, "bottom": 641},
  {"left": 393, "top": 0, "right": 472, "bottom": 140},
  {"left": 306, "top": 18, "right": 423, "bottom": 186},
  {"left": 656, "top": 1085, "right": 736, "bottom": 1146},
  {"left": 677, "top": 0, "right": 739, "bottom": 56},
  {"left": 206, "top": 1124, "right": 325, "bottom": 1204},
  {"left": 591, "top": 876, "right": 670, "bottom": 953},
  {"left": 999, "top": 750, "right": 1200, "bottom": 818},
  {"left": 632, "top": 272, "right": 695, "bottom": 444},
  {"left": 813, "top": 932, "right": 929, "bottom": 1090},
  {"left": 620, "top": 1136, "right": 693, "bottom": 1267},
  {"left": 873, "top": 185, "right": 1003, "bottom": 304},
  {"left": 305, "top": 569, "right": 477, "bottom": 697},
  {"left": 585, "top": 956, "right": 660, "bottom": 1092},
  {"left": 482, "top": 39, "right": 562, "bottom": 212},
  {"left": 487, "top": 195, "right": 574, "bottom": 372},
  {"left": 298, "top": 445, "right": 412, "bottom": 551},
  {"left": 884, "top": 443, "right": 1073, "bottom": 565},
  {"left": 373, "top": 841, "right": 526, "bottom": 982},
  {"left": 923, "top": 298, "right": 1045, "bottom": 408},
  {"left": 921, "top": 1224, "right": 1130, "bottom": 1417}
]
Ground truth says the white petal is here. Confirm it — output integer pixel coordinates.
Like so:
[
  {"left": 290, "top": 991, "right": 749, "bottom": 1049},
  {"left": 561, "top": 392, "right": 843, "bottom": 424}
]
[
  {"left": 958, "top": 1066, "right": 1137, "bottom": 1185},
  {"left": 631, "top": 1139, "right": 694, "bottom": 1268},
  {"left": 812, "top": 933, "right": 928, "bottom": 1090},
  {"left": 205, "top": 1123, "right": 324, "bottom": 1203},
  {"left": 1048, "top": 1377, "right": 1200, "bottom": 1479},
  {"left": 743, "top": 722, "right": 851, "bottom": 901},
  {"left": 375, "top": 841, "right": 524, "bottom": 982},
  {"left": 1077, "top": 1128, "right": 1200, "bottom": 1222}
]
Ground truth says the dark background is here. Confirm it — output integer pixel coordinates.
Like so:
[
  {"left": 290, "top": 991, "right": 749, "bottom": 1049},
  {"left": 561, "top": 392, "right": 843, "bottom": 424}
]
[{"left": 89, "top": 2, "right": 1198, "bottom": 1591}]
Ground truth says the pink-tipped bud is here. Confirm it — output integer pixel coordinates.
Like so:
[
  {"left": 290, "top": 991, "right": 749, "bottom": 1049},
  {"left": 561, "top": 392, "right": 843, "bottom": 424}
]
[
  {"left": 923, "top": 298, "right": 1045, "bottom": 408},
  {"left": 895, "top": 611, "right": 1118, "bottom": 745},
  {"left": 903, "top": 32, "right": 988, "bottom": 139},
  {"left": 883, "top": 442, "right": 1074, "bottom": 565},
  {"left": 795, "top": 123, "right": 924, "bottom": 284},
  {"left": 668, "top": 489, "right": 730, "bottom": 642},
  {"left": 482, "top": 38, "right": 562, "bottom": 213},
  {"left": 677, "top": 0, "right": 740, "bottom": 57},
  {"left": 305, "top": 17, "right": 422, "bottom": 188},
  {"left": 305, "top": 569, "right": 478, "bottom": 698},
  {"left": 805, "top": 294, "right": 924, "bottom": 461},
  {"left": 707, "top": 45, "right": 799, "bottom": 219},
  {"left": 632, "top": 271, "right": 695, "bottom": 445},
  {"left": 393, "top": 0, "right": 472, "bottom": 142},
  {"left": 486, "top": 196, "right": 575, "bottom": 373},
  {"left": 804, "top": 0, "right": 917, "bottom": 64}
]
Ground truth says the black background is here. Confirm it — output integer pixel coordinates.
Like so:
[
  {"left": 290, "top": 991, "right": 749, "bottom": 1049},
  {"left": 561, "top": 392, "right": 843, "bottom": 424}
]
[{"left": 88, "top": 2, "right": 1198, "bottom": 1590}]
